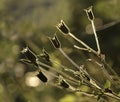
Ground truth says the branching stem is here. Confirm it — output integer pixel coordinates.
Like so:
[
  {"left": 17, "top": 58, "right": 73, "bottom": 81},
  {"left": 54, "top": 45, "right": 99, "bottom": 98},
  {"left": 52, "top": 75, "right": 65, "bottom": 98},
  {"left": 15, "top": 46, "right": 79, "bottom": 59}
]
[{"left": 68, "top": 32, "right": 98, "bottom": 55}]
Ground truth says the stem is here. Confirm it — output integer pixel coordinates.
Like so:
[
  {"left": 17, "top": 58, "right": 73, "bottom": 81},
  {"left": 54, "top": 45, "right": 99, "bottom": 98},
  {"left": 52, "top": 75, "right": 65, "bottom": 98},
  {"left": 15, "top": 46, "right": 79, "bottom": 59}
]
[
  {"left": 103, "top": 60, "right": 120, "bottom": 79},
  {"left": 91, "top": 20, "right": 101, "bottom": 54},
  {"left": 104, "top": 93, "right": 120, "bottom": 101},
  {"left": 88, "top": 59, "right": 113, "bottom": 81},
  {"left": 59, "top": 48, "right": 80, "bottom": 70},
  {"left": 59, "top": 48, "right": 103, "bottom": 91},
  {"left": 68, "top": 32, "right": 98, "bottom": 55},
  {"left": 50, "top": 58, "right": 76, "bottom": 73},
  {"left": 74, "top": 45, "right": 91, "bottom": 52},
  {"left": 36, "top": 59, "right": 80, "bottom": 84},
  {"left": 100, "top": 64, "right": 113, "bottom": 81}
]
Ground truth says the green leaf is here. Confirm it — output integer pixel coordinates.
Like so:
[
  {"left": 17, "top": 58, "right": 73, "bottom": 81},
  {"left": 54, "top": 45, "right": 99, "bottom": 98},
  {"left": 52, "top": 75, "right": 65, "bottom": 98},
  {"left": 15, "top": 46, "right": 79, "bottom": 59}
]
[{"left": 104, "top": 80, "right": 111, "bottom": 89}]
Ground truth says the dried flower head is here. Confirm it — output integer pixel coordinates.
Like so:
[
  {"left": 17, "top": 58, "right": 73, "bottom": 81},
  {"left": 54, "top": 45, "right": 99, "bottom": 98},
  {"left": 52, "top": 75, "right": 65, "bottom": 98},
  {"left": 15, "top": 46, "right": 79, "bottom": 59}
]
[
  {"left": 84, "top": 6, "right": 94, "bottom": 21},
  {"left": 40, "top": 48, "right": 50, "bottom": 62},
  {"left": 21, "top": 47, "right": 37, "bottom": 64},
  {"left": 56, "top": 20, "right": 70, "bottom": 34},
  {"left": 49, "top": 34, "right": 61, "bottom": 48},
  {"left": 36, "top": 71, "right": 47, "bottom": 83}
]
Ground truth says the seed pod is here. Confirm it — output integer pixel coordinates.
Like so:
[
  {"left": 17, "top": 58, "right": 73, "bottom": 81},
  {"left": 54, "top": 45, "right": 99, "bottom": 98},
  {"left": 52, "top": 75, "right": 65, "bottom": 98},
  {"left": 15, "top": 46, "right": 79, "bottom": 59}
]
[
  {"left": 49, "top": 34, "right": 61, "bottom": 48},
  {"left": 60, "top": 80, "right": 69, "bottom": 88},
  {"left": 21, "top": 47, "right": 38, "bottom": 66},
  {"left": 56, "top": 20, "right": 70, "bottom": 35},
  {"left": 40, "top": 49, "right": 50, "bottom": 62},
  {"left": 36, "top": 71, "right": 47, "bottom": 83},
  {"left": 21, "top": 47, "right": 36, "bottom": 62},
  {"left": 84, "top": 6, "right": 94, "bottom": 21}
]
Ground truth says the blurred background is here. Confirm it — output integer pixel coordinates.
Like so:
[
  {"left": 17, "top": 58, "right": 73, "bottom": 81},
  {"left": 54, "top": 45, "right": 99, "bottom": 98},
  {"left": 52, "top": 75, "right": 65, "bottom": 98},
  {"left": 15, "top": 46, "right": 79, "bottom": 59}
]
[{"left": 0, "top": 0, "right": 120, "bottom": 102}]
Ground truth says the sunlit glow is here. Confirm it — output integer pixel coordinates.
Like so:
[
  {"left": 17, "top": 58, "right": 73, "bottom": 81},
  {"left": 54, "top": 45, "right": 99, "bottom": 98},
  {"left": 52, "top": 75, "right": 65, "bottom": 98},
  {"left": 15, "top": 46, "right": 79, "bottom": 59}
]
[{"left": 25, "top": 74, "right": 40, "bottom": 87}]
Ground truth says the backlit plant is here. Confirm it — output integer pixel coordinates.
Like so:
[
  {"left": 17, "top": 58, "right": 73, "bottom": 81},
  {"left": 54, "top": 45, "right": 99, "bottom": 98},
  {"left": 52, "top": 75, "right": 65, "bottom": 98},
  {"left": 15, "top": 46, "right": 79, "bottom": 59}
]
[{"left": 20, "top": 6, "right": 120, "bottom": 101}]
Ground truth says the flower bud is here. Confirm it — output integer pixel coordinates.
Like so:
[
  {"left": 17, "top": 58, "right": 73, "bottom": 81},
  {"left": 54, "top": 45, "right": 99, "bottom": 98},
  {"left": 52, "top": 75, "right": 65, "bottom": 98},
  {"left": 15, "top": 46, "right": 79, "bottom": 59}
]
[
  {"left": 36, "top": 71, "right": 47, "bottom": 83},
  {"left": 56, "top": 20, "right": 70, "bottom": 34},
  {"left": 84, "top": 6, "right": 95, "bottom": 21},
  {"left": 49, "top": 34, "right": 61, "bottom": 48}
]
